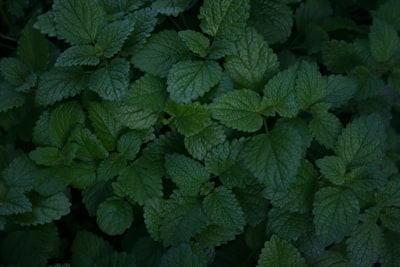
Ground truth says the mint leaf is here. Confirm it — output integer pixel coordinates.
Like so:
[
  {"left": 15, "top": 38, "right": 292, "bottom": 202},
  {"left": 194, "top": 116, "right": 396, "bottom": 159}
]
[
  {"left": 97, "top": 153, "right": 127, "bottom": 181},
  {"left": 263, "top": 64, "right": 299, "bottom": 118},
  {"left": 0, "top": 58, "right": 32, "bottom": 87},
  {"left": 153, "top": 0, "right": 192, "bottom": 17},
  {"left": 160, "top": 243, "right": 206, "bottom": 267},
  {"left": 243, "top": 128, "right": 303, "bottom": 189},
  {"left": 18, "top": 24, "right": 49, "bottom": 71},
  {"left": 96, "top": 19, "right": 136, "bottom": 58},
  {"left": 143, "top": 198, "right": 164, "bottom": 241},
  {"left": 96, "top": 251, "right": 136, "bottom": 267},
  {"left": 131, "top": 30, "right": 190, "bottom": 77},
  {"left": 55, "top": 45, "right": 99, "bottom": 66},
  {"left": 369, "top": 18, "right": 400, "bottom": 63},
  {"left": 29, "top": 147, "right": 62, "bottom": 166},
  {"left": 68, "top": 162, "right": 96, "bottom": 189},
  {"left": 179, "top": 30, "right": 210, "bottom": 57},
  {"left": 199, "top": 0, "right": 250, "bottom": 39},
  {"left": 313, "top": 187, "right": 359, "bottom": 245},
  {"left": 316, "top": 156, "right": 347, "bottom": 185},
  {"left": 3, "top": 156, "right": 36, "bottom": 190},
  {"left": 224, "top": 28, "right": 279, "bottom": 90},
  {"left": 381, "top": 207, "right": 400, "bottom": 232},
  {"left": 165, "top": 154, "right": 209, "bottom": 196},
  {"left": 381, "top": 231, "right": 400, "bottom": 267},
  {"left": 195, "top": 225, "right": 237, "bottom": 247},
  {"left": 203, "top": 186, "right": 245, "bottom": 232},
  {"left": 295, "top": 61, "right": 327, "bottom": 110},
  {"left": 48, "top": 101, "right": 85, "bottom": 147},
  {"left": 322, "top": 40, "right": 360, "bottom": 73},
  {"left": 373, "top": 0, "right": 400, "bottom": 30},
  {"left": 0, "top": 189, "right": 31, "bottom": 216},
  {"left": 53, "top": 0, "right": 106, "bottom": 44},
  {"left": 68, "top": 127, "right": 109, "bottom": 161},
  {"left": 89, "top": 57, "right": 130, "bottom": 101},
  {"left": 35, "top": 68, "right": 87, "bottom": 106},
  {"left": 210, "top": 89, "right": 264, "bottom": 132},
  {"left": 96, "top": 197, "right": 133, "bottom": 235},
  {"left": 82, "top": 181, "right": 114, "bottom": 217},
  {"left": 234, "top": 184, "right": 268, "bottom": 226},
  {"left": 335, "top": 113, "right": 387, "bottom": 167},
  {"left": 375, "top": 179, "right": 400, "bottom": 207},
  {"left": 346, "top": 222, "right": 384, "bottom": 267},
  {"left": 167, "top": 60, "right": 222, "bottom": 103},
  {"left": 34, "top": 11, "right": 57, "bottom": 37},
  {"left": 257, "top": 235, "right": 307, "bottom": 267},
  {"left": 323, "top": 74, "right": 357, "bottom": 108},
  {"left": 0, "top": 82, "right": 25, "bottom": 112},
  {"left": 117, "top": 132, "right": 141, "bottom": 160}
]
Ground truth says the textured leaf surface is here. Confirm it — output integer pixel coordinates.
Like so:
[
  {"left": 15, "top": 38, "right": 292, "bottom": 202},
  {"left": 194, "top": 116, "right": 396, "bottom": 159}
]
[
  {"left": 179, "top": 30, "right": 210, "bottom": 57},
  {"left": 369, "top": 18, "right": 400, "bottom": 62},
  {"left": 167, "top": 60, "right": 222, "bottom": 103},
  {"left": 29, "top": 147, "right": 62, "bottom": 166},
  {"left": 0, "top": 57, "right": 31, "bottom": 86},
  {"left": 55, "top": 45, "right": 99, "bottom": 66},
  {"left": 316, "top": 156, "right": 346, "bottom": 185},
  {"left": 243, "top": 128, "right": 303, "bottom": 189},
  {"left": 89, "top": 57, "right": 130, "bottom": 101},
  {"left": 160, "top": 243, "right": 206, "bottom": 267},
  {"left": 96, "top": 153, "right": 127, "bottom": 181},
  {"left": 211, "top": 89, "right": 264, "bottom": 132},
  {"left": 53, "top": 0, "right": 106, "bottom": 44},
  {"left": 68, "top": 127, "right": 109, "bottom": 161},
  {"left": 199, "top": 0, "right": 250, "bottom": 39},
  {"left": 203, "top": 186, "right": 245, "bottom": 231},
  {"left": 0, "top": 82, "right": 25, "bottom": 112},
  {"left": 153, "top": 0, "right": 192, "bottom": 16},
  {"left": 323, "top": 74, "right": 357, "bottom": 108},
  {"left": 143, "top": 198, "right": 164, "bottom": 241},
  {"left": 313, "top": 187, "right": 359, "bottom": 245},
  {"left": 224, "top": 28, "right": 278, "bottom": 90},
  {"left": 96, "top": 197, "right": 133, "bottom": 235},
  {"left": 257, "top": 235, "right": 307, "bottom": 267},
  {"left": 2, "top": 156, "right": 36, "bottom": 190}
]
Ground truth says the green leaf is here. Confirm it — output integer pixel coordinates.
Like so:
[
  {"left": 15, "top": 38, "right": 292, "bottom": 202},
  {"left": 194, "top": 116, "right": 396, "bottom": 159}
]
[
  {"left": 381, "top": 230, "right": 400, "bottom": 267},
  {"left": 12, "top": 192, "right": 71, "bottom": 226},
  {"left": 143, "top": 198, "right": 165, "bottom": 241},
  {"left": 346, "top": 222, "right": 384, "bottom": 267},
  {"left": 316, "top": 156, "right": 347, "bottom": 185},
  {"left": 0, "top": 189, "right": 32, "bottom": 216},
  {"left": 0, "top": 58, "right": 32, "bottom": 87},
  {"left": 210, "top": 89, "right": 264, "bottom": 132},
  {"left": 34, "top": 11, "right": 57, "bottom": 37},
  {"left": 165, "top": 102, "right": 211, "bottom": 136},
  {"left": 323, "top": 75, "right": 357, "bottom": 109},
  {"left": 48, "top": 101, "right": 85, "bottom": 147},
  {"left": 97, "top": 153, "right": 127, "bottom": 181},
  {"left": 381, "top": 207, "right": 400, "bottom": 232},
  {"left": 242, "top": 128, "right": 303, "bottom": 189},
  {"left": 165, "top": 154, "right": 209, "bottom": 196},
  {"left": 131, "top": 30, "right": 190, "bottom": 77},
  {"left": 153, "top": 0, "right": 192, "bottom": 17},
  {"left": 117, "top": 132, "right": 141, "bottom": 160},
  {"left": 295, "top": 61, "right": 327, "bottom": 110},
  {"left": 53, "top": 0, "right": 106, "bottom": 44},
  {"left": 29, "top": 147, "right": 62, "bottom": 166},
  {"left": 375, "top": 179, "right": 400, "bottom": 207},
  {"left": 199, "top": 0, "right": 250, "bottom": 39},
  {"left": 82, "top": 181, "right": 114, "bottom": 216},
  {"left": 309, "top": 103, "right": 342, "bottom": 148},
  {"left": 263, "top": 64, "right": 299, "bottom": 118},
  {"left": 322, "top": 40, "right": 360, "bottom": 73},
  {"left": 234, "top": 184, "right": 269, "bottom": 226},
  {"left": 55, "top": 45, "right": 99, "bottom": 66},
  {"left": 117, "top": 162, "right": 163, "bottom": 205},
  {"left": 167, "top": 60, "right": 222, "bottom": 103},
  {"left": 68, "top": 126, "right": 109, "bottom": 161},
  {"left": 89, "top": 57, "right": 130, "bottom": 101},
  {"left": 369, "top": 18, "right": 400, "bottom": 63},
  {"left": 160, "top": 243, "right": 206, "bottom": 267},
  {"left": 203, "top": 186, "right": 245, "bottom": 232},
  {"left": 88, "top": 102, "right": 122, "bottom": 151},
  {"left": 295, "top": 0, "right": 332, "bottom": 32},
  {"left": 71, "top": 231, "right": 113, "bottom": 267},
  {"left": 184, "top": 122, "right": 226, "bottom": 160},
  {"left": 249, "top": 0, "right": 293, "bottom": 44},
  {"left": 97, "top": 19, "right": 136, "bottom": 58},
  {"left": 195, "top": 225, "right": 237, "bottom": 247},
  {"left": 3, "top": 156, "right": 36, "bottom": 190},
  {"left": 208, "top": 38, "right": 236, "bottom": 60},
  {"left": 96, "top": 252, "right": 136, "bottom": 267},
  {"left": 312, "top": 250, "right": 352, "bottom": 267},
  {"left": 35, "top": 67, "right": 87, "bottom": 106},
  {"left": 313, "top": 187, "right": 359, "bottom": 245},
  {"left": 99, "top": 0, "right": 144, "bottom": 14},
  {"left": 373, "top": 0, "right": 400, "bottom": 31},
  {"left": 68, "top": 162, "right": 96, "bottom": 189},
  {"left": 351, "top": 66, "right": 385, "bottom": 100},
  {"left": 160, "top": 192, "right": 208, "bottom": 246},
  {"left": 0, "top": 224, "right": 59, "bottom": 267},
  {"left": 0, "top": 82, "right": 25, "bottom": 112},
  {"left": 96, "top": 197, "right": 133, "bottom": 235},
  {"left": 224, "top": 28, "right": 279, "bottom": 90},
  {"left": 257, "top": 235, "right": 307, "bottom": 267},
  {"left": 388, "top": 68, "right": 400, "bottom": 93},
  {"left": 178, "top": 30, "right": 210, "bottom": 57},
  {"left": 335, "top": 113, "right": 387, "bottom": 167}
]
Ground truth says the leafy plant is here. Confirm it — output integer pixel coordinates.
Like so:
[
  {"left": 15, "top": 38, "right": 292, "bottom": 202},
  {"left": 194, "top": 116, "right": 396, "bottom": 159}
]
[{"left": 1, "top": 0, "right": 400, "bottom": 266}]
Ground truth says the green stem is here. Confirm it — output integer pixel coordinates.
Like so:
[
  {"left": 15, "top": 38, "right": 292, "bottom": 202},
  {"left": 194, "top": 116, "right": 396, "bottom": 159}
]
[{"left": 263, "top": 118, "right": 269, "bottom": 134}]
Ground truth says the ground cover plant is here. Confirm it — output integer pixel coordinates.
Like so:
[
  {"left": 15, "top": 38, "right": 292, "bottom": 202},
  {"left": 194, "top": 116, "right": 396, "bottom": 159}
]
[{"left": 0, "top": 0, "right": 400, "bottom": 266}]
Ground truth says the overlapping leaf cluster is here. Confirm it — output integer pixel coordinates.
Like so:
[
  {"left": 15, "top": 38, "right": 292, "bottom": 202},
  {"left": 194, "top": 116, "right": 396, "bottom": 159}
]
[{"left": 1, "top": 0, "right": 400, "bottom": 266}]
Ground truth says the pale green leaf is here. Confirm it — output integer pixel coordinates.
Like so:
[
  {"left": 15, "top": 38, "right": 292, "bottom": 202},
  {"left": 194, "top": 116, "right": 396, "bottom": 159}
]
[
  {"left": 96, "top": 197, "right": 133, "bottom": 235},
  {"left": 243, "top": 128, "right": 303, "bottom": 189},
  {"left": 263, "top": 64, "right": 299, "bottom": 118},
  {"left": 0, "top": 82, "right": 25, "bottom": 112},
  {"left": 29, "top": 147, "right": 62, "bottom": 166},
  {"left": 160, "top": 243, "right": 206, "bottom": 267},
  {"left": 257, "top": 235, "right": 307, "bottom": 267},
  {"left": 35, "top": 67, "right": 87, "bottom": 106},
  {"left": 224, "top": 28, "right": 279, "bottom": 90},
  {"left": 210, "top": 89, "right": 263, "bottom": 132},
  {"left": 48, "top": 101, "right": 85, "bottom": 147},
  {"left": 178, "top": 30, "right": 210, "bottom": 57},
  {"left": 335, "top": 113, "right": 387, "bottom": 167},
  {"left": 55, "top": 45, "right": 99, "bottom": 66},
  {"left": 131, "top": 30, "right": 190, "bottom": 77},
  {"left": 34, "top": 11, "right": 57, "bottom": 37},
  {"left": 165, "top": 154, "right": 209, "bottom": 196},
  {"left": 202, "top": 186, "right": 245, "bottom": 232},
  {"left": 167, "top": 60, "right": 222, "bottom": 103},
  {"left": 53, "top": 0, "right": 106, "bottom": 44},
  {"left": 89, "top": 57, "right": 130, "bottom": 101},
  {"left": 97, "top": 19, "right": 136, "bottom": 58},
  {"left": 346, "top": 222, "right": 384, "bottom": 267},
  {"left": 199, "top": 0, "right": 250, "bottom": 39},
  {"left": 316, "top": 156, "right": 346, "bottom": 185},
  {"left": 153, "top": 0, "right": 192, "bottom": 16},
  {"left": 313, "top": 187, "right": 359, "bottom": 245},
  {"left": 369, "top": 18, "right": 400, "bottom": 62}
]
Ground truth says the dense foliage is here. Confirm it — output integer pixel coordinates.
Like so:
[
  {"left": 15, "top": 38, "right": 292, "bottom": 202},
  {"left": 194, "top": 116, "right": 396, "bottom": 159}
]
[{"left": 1, "top": 0, "right": 400, "bottom": 266}]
